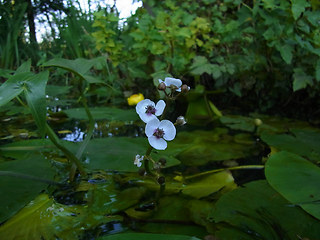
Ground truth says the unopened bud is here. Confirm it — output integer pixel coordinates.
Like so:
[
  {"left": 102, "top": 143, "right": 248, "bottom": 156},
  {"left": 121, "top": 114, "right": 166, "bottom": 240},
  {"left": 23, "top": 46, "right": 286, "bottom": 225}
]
[
  {"left": 254, "top": 118, "right": 263, "bottom": 126},
  {"left": 181, "top": 84, "right": 190, "bottom": 93},
  {"left": 176, "top": 116, "right": 187, "bottom": 126},
  {"left": 158, "top": 82, "right": 166, "bottom": 91},
  {"left": 157, "top": 176, "right": 165, "bottom": 185}
]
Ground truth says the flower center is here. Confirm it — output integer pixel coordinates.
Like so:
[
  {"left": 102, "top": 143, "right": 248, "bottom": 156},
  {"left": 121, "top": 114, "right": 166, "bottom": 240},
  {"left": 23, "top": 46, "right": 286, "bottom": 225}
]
[
  {"left": 153, "top": 128, "right": 165, "bottom": 139},
  {"left": 145, "top": 105, "right": 156, "bottom": 115}
]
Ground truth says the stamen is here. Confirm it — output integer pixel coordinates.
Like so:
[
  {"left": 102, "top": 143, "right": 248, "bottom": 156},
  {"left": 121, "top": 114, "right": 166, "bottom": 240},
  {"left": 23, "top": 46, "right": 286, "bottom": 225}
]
[
  {"left": 153, "top": 128, "right": 165, "bottom": 139},
  {"left": 145, "top": 105, "right": 156, "bottom": 115}
]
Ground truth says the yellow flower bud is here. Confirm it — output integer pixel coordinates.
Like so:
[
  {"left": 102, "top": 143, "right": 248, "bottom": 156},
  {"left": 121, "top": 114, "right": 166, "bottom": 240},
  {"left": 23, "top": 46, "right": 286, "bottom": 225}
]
[{"left": 127, "top": 93, "right": 144, "bottom": 106}]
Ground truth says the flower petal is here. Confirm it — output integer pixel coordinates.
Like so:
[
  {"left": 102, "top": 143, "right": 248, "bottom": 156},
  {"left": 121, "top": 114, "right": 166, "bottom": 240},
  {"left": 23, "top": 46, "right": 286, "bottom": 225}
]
[
  {"left": 155, "top": 100, "right": 165, "bottom": 116},
  {"left": 148, "top": 135, "right": 167, "bottom": 150},
  {"left": 164, "top": 77, "right": 182, "bottom": 88},
  {"left": 136, "top": 99, "right": 154, "bottom": 115},
  {"left": 159, "top": 120, "right": 176, "bottom": 141},
  {"left": 145, "top": 118, "right": 160, "bottom": 137},
  {"left": 139, "top": 112, "right": 157, "bottom": 123}
]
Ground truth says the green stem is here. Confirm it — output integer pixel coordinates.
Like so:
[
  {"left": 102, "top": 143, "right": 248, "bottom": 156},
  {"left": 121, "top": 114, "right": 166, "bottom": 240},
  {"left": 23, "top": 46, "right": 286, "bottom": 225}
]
[
  {"left": 144, "top": 146, "right": 154, "bottom": 176},
  {"left": 76, "top": 96, "right": 95, "bottom": 159},
  {"left": 46, "top": 124, "right": 87, "bottom": 177},
  {"left": 16, "top": 96, "right": 27, "bottom": 107},
  {"left": 69, "top": 96, "right": 95, "bottom": 181},
  {"left": 0, "top": 170, "right": 62, "bottom": 186},
  {"left": 185, "top": 165, "right": 264, "bottom": 180}
]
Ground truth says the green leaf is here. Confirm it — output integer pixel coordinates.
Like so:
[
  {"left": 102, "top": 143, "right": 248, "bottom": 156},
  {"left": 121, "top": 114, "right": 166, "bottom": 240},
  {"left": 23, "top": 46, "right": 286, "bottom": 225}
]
[
  {"left": 64, "top": 107, "right": 139, "bottom": 121},
  {"left": 42, "top": 57, "right": 105, "bottom": 84},
  {"left": 66, "top": 138, "right": 180, "bottom": 172},
  {"left": 212, "top": 180, "right": 320, "bottom": 240},
  {"left": 292, "top": 68, "right": 313, "bottom": 91},
  {"left": 266, "top": 151, "right": 320, "bottom": 220},
  {"left": 46, "top": 85, "right": 71, "bottom": 96},
  {"left": 220, "top": 115, "right": 256, "bottom": 132},
  {"left": 261, "top": 128, "right": 320, "bottom": 162},
  {"left": 15, "top": 59, "right": 31, "bottom": 74},
  {"left": 173, "top": 129, "right": 258, "bottom": 166},
  {"left": 0, "top": 68, "right": 14, "bottom": 78},
  {"left": 0, "top": 72, "right": 33, "bottom": 107},
  {"left": 316, "top": 59, "right": 320, "bottom": 81},
  {"left": 24, "top": 71, "right": 49, "bottom": 137},
  {"left": 97, "top": 233, "right": 201, "bottom": 240},
  {"left": 291, "top": 0, "right": 311, "bottom": 20},
  {"left": 0, "top": 154, "right": 54, "bottom": 223},
  {"left": 278, "top": 44, "right": 293, "bottom": 64},
  {"left": 181, "top": 171, "right": 236, "bottom": 198}
]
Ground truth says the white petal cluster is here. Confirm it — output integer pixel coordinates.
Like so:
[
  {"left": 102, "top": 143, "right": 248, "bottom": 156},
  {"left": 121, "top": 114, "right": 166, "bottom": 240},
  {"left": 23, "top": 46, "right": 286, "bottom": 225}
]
[
  {"left": 136, "top": 99, "right": 165, "bottom": 123},
  {"left": 145, "top": 118, "right": 176, "bottom": 150},
  {"left": 135, "top": 98, "right": 176, "bottom": 150},
  {"left": 134, "top": 154, "right": 144, "bottom": 167}
]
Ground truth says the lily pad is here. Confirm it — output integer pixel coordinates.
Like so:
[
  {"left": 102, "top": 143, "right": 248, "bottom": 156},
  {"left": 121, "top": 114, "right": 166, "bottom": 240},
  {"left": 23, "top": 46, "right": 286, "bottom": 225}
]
[
  {"left": 265, "top": 151, "right": 320, "bottom": 220},
  {"left": 211, "top": 180, "right": 320, "bottom": 240},
  {"left": 220, "top": 115, "right": 256, "bottom": 132},
  {"left": 68, "top": 137, "right": 180, "bottom": 171},
  {"left": 261, "top": 128, "right": 320, "bottom": 162},
  {"left": 172, "top": 129, "right": 259, "bottom": 166}
]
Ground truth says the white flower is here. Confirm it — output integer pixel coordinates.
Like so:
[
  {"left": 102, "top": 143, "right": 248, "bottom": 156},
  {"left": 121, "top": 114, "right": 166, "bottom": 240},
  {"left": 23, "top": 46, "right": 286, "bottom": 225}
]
[
  {"left": 134, "top": 154, "right": 144, "bottom": 167},
  {"left": 145, "top": 118, "right": 176, "bottom": 150},
  {"left": 159, "top": 77, "right": 182, "bottom": 91},
  {"left": 136, "top": 99, "right": 165, "bottom": 123}
]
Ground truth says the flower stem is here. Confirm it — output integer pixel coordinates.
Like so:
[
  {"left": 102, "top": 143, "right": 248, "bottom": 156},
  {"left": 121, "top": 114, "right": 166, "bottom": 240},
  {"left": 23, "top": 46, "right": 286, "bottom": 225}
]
[{"left": 144, "top": 146, "right": 155, "bottom": 176}]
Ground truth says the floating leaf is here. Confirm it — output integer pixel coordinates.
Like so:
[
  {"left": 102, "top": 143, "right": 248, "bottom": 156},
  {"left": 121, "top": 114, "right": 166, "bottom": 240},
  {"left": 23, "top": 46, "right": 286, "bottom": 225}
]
[
  {"left": 211, "top": 180, "right": 320, "bottom": 239},
  {"left": 220, "top": 115, "right": 256, "bottom": 132},
  {"left": 265, "top": 151, "right": 320, "bottom": 220},
  {"left": 174, "top": 129, "right": 258, "bottom": 166},
  {"left": 261, "top": 128, "right": 320, "bottom": 162},
  {"left": 64, "top": 107, "right": 139, "bottom": 121}
]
